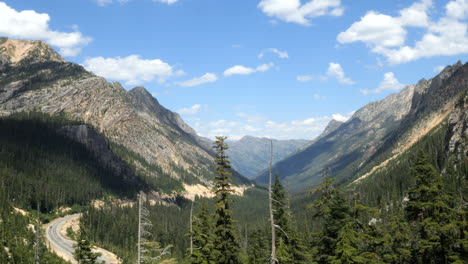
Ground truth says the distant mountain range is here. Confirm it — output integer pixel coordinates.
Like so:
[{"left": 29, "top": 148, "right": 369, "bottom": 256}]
[
  {"left": 257, "top": 61, "right": 468, "bottom": 192},
  {"left": 226, "top": 136, "right": 309, "bottom": 178},
  {"left": 0, "top": 38, "right": 251, "bottom": 196}
]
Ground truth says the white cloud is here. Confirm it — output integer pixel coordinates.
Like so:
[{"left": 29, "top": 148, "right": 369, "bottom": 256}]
[
  {"left": 297, "top": 62, "right": 354, "bottom": 84},
  {"left": 332, "top": 113, "right": 349, "bottom": 122},
  {"left": 258, "top": 0, "right": 344, "bottom": 25},
  {"left": 82, "top": 55, "right": 179, "bottom": 85},
  {"left": 361, "top": 72, "right": 406, "bottom": 94},
  {"left": 296, "top": 74, "right": 327, "bottom": 82},
  {"left": 178, "top": 104, "right": 201, "bottom": 115},
  {"left": 312, "top": 93, "right": 325, "bottom": 100},
  {"left": 223, "top": 63, "right": 274, "bottom": 76},
  {"left": 258, "top": 48, "right": 289, "bottom": 59},
  {"left": 433, "top": 65, "right": 446, "bottom": 72},
  {"left": 327, "top": 62, "right": 355, "bottom": 84},
  {"left": 96, "top": 0, "right": 113, "bottom": 6},
  {"left": 177, "top": 73, "right": 218, "bottom": 87},
  {"left": 0, "top": 2, "right": 91, "bottom": 56},
  {"left": 195, "top": 112, "right": 354, "bottom": 140},
  {"left": 337, "top": 0, "right": 468, "bottom": 64},
  {"left": 446, "top": 0, "right": 468, "bottom": 19},
  {"left": 154, "top": 0, "right": 178, "bottom": 4}
]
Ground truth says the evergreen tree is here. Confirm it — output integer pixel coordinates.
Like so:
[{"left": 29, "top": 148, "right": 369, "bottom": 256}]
[
  {"left": 310, "top": 177, "right": 352, "bottom": 264},
  {"left": 247, "top": 228, "right": 269, "bottom": 264},
  {"left": 212, "top": 136, "right": 240, "bottom": 264},
  {"left": 405, "top": 151, "right": 454, "bottom": 263},
  {"left": 379, "top": 211, "right": 412, "bottom": 264},
  {"left": 189, "top": 201, "right": 216, "bottom": 264},
  {"left": 272, "top": 175, "right": 309, "bottom": 263},
  {"left": 74, "top": 216, "right": 100, "bottom": 264}
]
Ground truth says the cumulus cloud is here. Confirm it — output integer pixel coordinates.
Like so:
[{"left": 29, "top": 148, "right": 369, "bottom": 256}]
[
  {"left": 297, "top": 62, "right": 354, "bottom": 84},
  {"left": 82, "top": 55, "right": 180, "bottom": 85},
  {"left": 178, "top": 104, "right": 201, "bottom": 115},
  {"left": 257, "top": 0, "right": 344, "bottom": 25},
  {"left": 0, "top": 2, "right": 91, "bottom": 56},
  {"left": 361, "top": 72, "right": 406, "bottom": 94},
  {"left": 446, "top": 0, "right": 468, "bottom": 19},
  {"left": 194, "top": 111, "right": 354, "bottom": 140},
  {"left": 338, "top": 0, "right": 468, "bottom": 64},
  {"left": 327, "top": 63, "right": 355, "bottom": 85},
  {"left": 258, "top": 48, "right": 289, "bottom": 59},
  {"left": 223, "top": 63, "right": 274, "bottom": 76},
  {"left": 177, "top": 73, "right": 218, "bottom": 87},
  {"left": 332, "top": 113, "right": 349, "bottom": 122}
]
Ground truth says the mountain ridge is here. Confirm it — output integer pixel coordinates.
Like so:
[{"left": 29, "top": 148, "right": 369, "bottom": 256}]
[
  {"left": 257, "top": 61, "right": 468, "bottom": 192},
  {"left": 0, "top": 38, "right": 250, "bottom": 195}
]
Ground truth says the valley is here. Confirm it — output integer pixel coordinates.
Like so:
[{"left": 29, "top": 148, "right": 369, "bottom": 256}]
[{"left": 0, "top": 0, "right": 467, "bottom": 262}]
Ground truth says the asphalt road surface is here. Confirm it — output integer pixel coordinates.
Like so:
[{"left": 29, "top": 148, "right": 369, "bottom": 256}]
[{"left": 45, "top": 213, "right": 117, "bottom": 264}]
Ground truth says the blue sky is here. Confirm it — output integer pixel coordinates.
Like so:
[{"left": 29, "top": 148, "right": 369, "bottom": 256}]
[{"left": 1, "top": 0, "right": 468, "bottom": 139}]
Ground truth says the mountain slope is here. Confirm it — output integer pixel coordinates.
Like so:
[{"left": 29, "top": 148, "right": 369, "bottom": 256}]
[
  {"left": 258, "top": 61, "right": 468, "bottom": 192},
  {"left": 226, "top": 136, "right": 308, "bottom": 178},
  {"left": 0, "top": 38, "right": 250, "bottom": 194}
]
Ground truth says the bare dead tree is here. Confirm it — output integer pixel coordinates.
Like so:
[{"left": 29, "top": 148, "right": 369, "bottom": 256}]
[
  {"left": 137, "top": 191, "right": 172, "bottom": 264},
  {"left": 269, "top": 140, "right": 277, "bottom": 264},
  {"left": 189, "top": 200, "right": 193, "bottom": 255}
]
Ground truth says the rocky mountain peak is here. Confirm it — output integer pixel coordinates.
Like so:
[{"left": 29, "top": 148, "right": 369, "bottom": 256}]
[{"left": 0, "top": 38, "right": 64, "bottom": 65}]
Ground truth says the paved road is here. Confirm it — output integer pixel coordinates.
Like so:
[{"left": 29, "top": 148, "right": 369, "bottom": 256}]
[{"left": 45, "top": 213, "right": 119, "bottom": 264}]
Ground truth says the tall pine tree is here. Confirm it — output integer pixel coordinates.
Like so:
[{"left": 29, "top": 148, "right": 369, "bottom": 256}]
[
  {"left": 405, "top": 151, "right": 454, "bottom": 263},
  {"left": 189, "top": 201, "right": 216, "bottom": 264},
  {"left": 212, "top": 136, "right": 240, "bottom": 264},
  {"left": 272, "top": 175, "right": 310, "bottom": 263},
  {"left": 74, "top": 216, "right": 100, "bottom": 264}
]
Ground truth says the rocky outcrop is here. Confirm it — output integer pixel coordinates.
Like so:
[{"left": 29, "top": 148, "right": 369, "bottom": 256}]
[
  {"left": 58, "top": 125, "right": 141, "bottom": 185},
  {"left": 258, "top": 61, "right": 468, "bottom": 192},
  {"left": 446, "top": 92, "right": 468, "bottom": 160},
  {"left": 0, "top": 38, "right": 250, "bottom": 193}
]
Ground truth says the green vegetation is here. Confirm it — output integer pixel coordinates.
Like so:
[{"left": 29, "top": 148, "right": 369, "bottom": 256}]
[{"left": 0, "top": 112, "right": 140, "bottom": 213}]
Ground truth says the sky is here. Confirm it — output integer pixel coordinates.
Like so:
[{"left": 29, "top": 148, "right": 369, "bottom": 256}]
[{"left": 1, "top": 0, "right": 468, "bottom": 140}]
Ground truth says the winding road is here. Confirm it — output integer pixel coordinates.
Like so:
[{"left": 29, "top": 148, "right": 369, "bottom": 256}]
[{"left": 45, "top": 213, "right": 121, "bottom": 264}]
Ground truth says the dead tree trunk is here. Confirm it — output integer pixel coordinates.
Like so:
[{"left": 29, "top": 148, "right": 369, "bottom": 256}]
[{"left": 269, "top": 140, "right": 277, "bottom": 264}]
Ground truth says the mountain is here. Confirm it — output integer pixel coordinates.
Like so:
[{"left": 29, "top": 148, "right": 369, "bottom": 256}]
[
  {"left": 257, "top": 61, "right": 468, "bottom": 192},
  {"left": 0, "top": 38, "right": 250, "bottom": 195},
  {"left": 225, "top": 136, "right": 309, "bottom": 178}
]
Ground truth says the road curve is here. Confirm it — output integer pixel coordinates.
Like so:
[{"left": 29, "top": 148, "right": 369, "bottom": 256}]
[{"left": 45, "top": 213, "right": 121, "bottom": 264}]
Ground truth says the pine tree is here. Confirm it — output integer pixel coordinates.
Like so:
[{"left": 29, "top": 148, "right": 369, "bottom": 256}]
[
  {"left": 189, "top": 201, "right": 216, "bottom": 264},
  {"left": 272, "top": 175, "right": 310, "bottom": 263},
  {"left": 74, "top": 217, "right": 100, "bottom": 264},
  {"left": 247, "top": 228, "right": 269, "bottom": 264},
  {"left": 310, "top": 177, "right": 352, "bottom": 264},
  {"left": 405, "top": 151, "right": 454, "bottom": 263},
  {"left": 212, "top": 136, "right": 240, "bottom": 264}
]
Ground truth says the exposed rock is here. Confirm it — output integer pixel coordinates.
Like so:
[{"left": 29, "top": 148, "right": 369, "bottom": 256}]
[
  {"left": 0, "top": 38, "right": 250, "bottom": 194},
  {"left": 258, "top": 61, "right": 468, "bottom": 192}
]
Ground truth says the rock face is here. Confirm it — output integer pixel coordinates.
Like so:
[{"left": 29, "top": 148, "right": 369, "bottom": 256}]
[
  {"left": 58, "top": 124, "right": 141, "bottom": 185},
  {"left": 226, "top": 136, "right": 309, "bottom": 178},
  {"left": 257, "top": 61, "right": 468, "bottom": 192},
  {"left": 446, "top": 92, "right": 468, "bottom": 160},
  {"left": 0, "top": 38, "right": 249, "bottom": 192}
]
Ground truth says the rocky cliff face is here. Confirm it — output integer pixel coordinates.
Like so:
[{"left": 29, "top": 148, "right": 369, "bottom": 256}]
[
  {"left": 446, "top": 92, "right": 468, "bottom": 161},
  {"left": 0, "top": 38, "right": 248, "bottom": 193},
  {"left": 226, "top": 136, "right": 309, "bottom": 178},
  {"left": 258, "top": 61, "right": 468, "bottom": 192}
]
